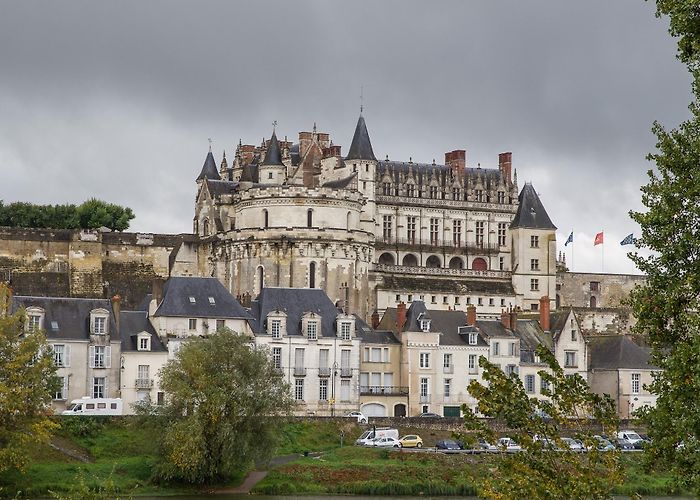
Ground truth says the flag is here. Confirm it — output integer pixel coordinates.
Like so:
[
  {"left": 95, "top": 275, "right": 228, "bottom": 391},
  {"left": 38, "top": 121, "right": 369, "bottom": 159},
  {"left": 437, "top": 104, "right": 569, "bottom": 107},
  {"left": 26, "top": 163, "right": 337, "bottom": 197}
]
[
  {"left": 620, "top": 233, "right": 634, "bottom": 246},
  {"left": 594, "top": 232, "right": 604, "bottom": 246},
  {"left": 565, "top": 231, "right": 573, "bottom": 246}
]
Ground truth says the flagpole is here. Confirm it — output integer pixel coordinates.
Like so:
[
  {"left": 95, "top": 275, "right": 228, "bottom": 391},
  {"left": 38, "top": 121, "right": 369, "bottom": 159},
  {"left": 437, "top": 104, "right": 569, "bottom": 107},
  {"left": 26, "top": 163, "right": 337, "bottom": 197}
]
[{"left": 601, "top": 231, "right": 605, "bottom": 273}]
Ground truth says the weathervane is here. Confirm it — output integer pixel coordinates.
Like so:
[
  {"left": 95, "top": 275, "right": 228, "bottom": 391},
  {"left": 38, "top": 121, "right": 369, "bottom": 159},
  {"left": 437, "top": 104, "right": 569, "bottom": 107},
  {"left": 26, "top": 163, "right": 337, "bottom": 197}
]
[
  {"left": 272, "top": 120, "right": 277, "bottom": 133},
  {"left": 360, "top": 85, "right": 364, "bottom": 114},
  {"left": 208, "top": 138, "right": 212, "bottom": 152}
]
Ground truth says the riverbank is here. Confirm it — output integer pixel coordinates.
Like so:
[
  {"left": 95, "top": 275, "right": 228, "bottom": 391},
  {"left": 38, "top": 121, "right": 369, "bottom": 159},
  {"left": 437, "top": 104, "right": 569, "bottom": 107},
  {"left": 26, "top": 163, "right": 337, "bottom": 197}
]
[{"left": 0, "top": 417, "right": 688, "bottom": 498}]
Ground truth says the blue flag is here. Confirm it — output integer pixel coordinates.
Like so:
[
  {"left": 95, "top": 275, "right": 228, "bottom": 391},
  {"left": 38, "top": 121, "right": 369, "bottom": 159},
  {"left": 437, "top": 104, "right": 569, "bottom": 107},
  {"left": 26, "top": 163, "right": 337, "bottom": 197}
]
[
  {"left": 564, "top": 231, "right": 573, "bottom": 246},
  {"left": 620, "top": 233, "right": 634, "bottom": 246}
]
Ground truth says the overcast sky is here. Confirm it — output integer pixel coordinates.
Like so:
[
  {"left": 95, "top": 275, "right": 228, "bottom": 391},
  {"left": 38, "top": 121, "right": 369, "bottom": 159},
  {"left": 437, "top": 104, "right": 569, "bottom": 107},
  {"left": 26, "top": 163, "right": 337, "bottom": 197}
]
[{"left": 0, "top": 1, "right": 690, "bottom": 274}]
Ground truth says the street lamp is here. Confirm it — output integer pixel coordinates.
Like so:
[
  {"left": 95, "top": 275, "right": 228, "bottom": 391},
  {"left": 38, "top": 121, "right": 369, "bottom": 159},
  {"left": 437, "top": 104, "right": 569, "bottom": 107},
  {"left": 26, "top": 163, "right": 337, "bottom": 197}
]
[{"left": 331, "top": 361, "right": 338, "bottom": 417}]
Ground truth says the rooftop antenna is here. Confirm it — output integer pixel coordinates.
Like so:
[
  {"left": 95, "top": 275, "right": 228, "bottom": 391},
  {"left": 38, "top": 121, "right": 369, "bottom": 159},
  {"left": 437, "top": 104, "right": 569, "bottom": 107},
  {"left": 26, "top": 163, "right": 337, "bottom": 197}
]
[{"left": 208, "top": 138, "right": 212, "bottom": 152}]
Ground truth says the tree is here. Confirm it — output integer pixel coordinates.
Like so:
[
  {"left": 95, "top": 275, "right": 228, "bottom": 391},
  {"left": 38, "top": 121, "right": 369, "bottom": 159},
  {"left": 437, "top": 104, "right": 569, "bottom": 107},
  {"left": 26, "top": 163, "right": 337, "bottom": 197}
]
[
  {"left": 0, "top": 199, "right": 134, "bottom": 231},
  {"left": 146, "top": 329, "right": 293, "bottom": 484},
  {"left": 628, "top": 2, "right": 700, "bottom": 494},
  {"left": 0, "top": 283, "right": 59, "bottom": 474},
  {"left": 461, "top": 346, "right": 621, "bottom": 500}
]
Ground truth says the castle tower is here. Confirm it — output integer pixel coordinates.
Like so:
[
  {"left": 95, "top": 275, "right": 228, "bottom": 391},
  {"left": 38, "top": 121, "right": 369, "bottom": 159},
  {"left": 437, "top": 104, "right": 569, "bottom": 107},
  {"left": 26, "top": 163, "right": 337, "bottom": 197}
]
[
  {"left": 258, "top": 130, "right": 286, "bottom": 185},
  {"left": 345, "top": 113, "right": 378, "bottom": 235},
  {"left": 196, "top": 150, "right": 221, "bottom": 184},
  {"left": 509, "top": 182, "right": 557, "bottom": 311}
]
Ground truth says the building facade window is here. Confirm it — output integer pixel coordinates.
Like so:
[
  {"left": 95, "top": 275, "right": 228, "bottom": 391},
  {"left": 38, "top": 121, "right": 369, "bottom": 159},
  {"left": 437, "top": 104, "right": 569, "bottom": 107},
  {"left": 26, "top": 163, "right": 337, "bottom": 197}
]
[
  {"left": 53, "top": 344, "right": 66, "bottom": 367},
  {"left": 340, "top": 322, "right": 352, "bottom": 341},
  {"left": 271, "top": 319, "right": 281, "bottom": 339},
  {"left": 382, "top": 182, "right": 392, "bottom": 195},
  {"left": 216, "top": 319, "right": 225, "bottom": 331},
  {"left": 475, "top": 189, "right": 483, "bottom": 202},
  {"left": 294, "top": 379, "right": 304, "bottom": 401},
  {"left": 631, "top": 373, "right": 641, "bottom": 394},
  {"left": 429, "top": 185, "right": 438, "bottom": 199},
  {"left": 475, "top": 221, "right": 485, "bottom": 246},
  {"left": 419, "top": 352, "right": 430, "bottom": 368},
  {"left": 54, "top": 376, "right": 67, "bottom": 400},
  {"left": 406, "top": 216, "right": 417, "bottom": 243},
  {"left": 498, "top": 223, "right": 507, "bottom": 246},
  {"left": 468, "top": 354, "right": 477, "bottom": 373},
  {"left": 340, "top": 379, "right": 351, "bottom": 401},
  {"left": 497, "top": 191, "right": 505, "bottom": 204},
  {"left": 492, "top": 342, "right": 500, "bottom": 356},
  {"left": 444, "top": 378, "right": 451, "bottom": 398},
  {"left": 565, "top": 351, "right": 577, "bottom": 368},
  {"left": 530, "top": 258, "right": 539, "bottom": 271},
  {"left": 443, "top": 353, "right": 452, "bottom": 368},
  {"left": 91, "top": 345, "right": 108, "bottom": 368},
  {"left": 453, "top": 220, "right": 462, "bottom": 246},
  {"left": 429, "top": 218, "right": 439, "bottom": 245},
  {"left": 382, "top": 215, "right": 393, "bottom": 240},
  {"left": 407, "top": 183, "right": 415, "bottom": 197},
  {"left": 92, "top": 377, "right": 106, "bottom": 398},
  {"left": 509, "top": 342, "right": 517, "bottom": 356},
  {"left": 530, "top": 235, "right": 539, "bottom": 248},
  {"left": 319, "top": 379, "right": 328, "bottom": 401},
  {"left": 307, "top": 209, "right": 313, "bottom": 228},
  {"left": 189, "top": 318, "right": 197, "bottom": 330},
  {"left": 272, "top": 347, "right": 282, "bottom": 369},
  {"left": 28, "top": 314, "right": 41, "bottom": 332},
  {"left": 531, "top": 279, "right": 539, "bottom": 291},
  {"left": 452, "top": 187, "right": 460, "bottom": 200},
  {"left": 525, "top": 374, "right": 535, "bottom": 393},
  {"left": 420, "top": 377, "right": 428, "bottom": 397},
  {"left": 307, "top": 321, "right": 318, "bottom": 340}
]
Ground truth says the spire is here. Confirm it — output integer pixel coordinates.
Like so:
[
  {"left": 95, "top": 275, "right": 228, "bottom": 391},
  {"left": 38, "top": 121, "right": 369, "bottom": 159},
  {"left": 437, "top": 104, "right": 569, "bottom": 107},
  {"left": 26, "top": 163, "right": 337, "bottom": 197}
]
[
  {"left": 262, "top": 130, "right": 284, "bottom": 166},
  {"left": 510, "top": 183, "right": 556, "bottom": 230},
  {"left": 346, "top": 114, "right": 377, "bottom": 161},
  {"left": 196, "top": 150, "right": 221, "bottom": 181}
]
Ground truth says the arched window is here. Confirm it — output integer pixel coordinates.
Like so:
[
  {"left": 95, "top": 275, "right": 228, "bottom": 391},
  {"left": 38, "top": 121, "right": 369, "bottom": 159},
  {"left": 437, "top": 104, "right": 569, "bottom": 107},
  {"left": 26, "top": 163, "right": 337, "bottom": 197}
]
[
  {"left": 346, "top": 211, "right": 352, "bottom": 230},
  {"left": 307, "top": 209, "right": 313, "bottom": 228},
  {"left": 263, "top": 209, "right": 269, "bottom": 228},
  {"left": 426, "top": 255, "right": 441, "bottom": 268},
  {"left": 402, "top": 254, "right": 418, "bottom": 267},
  {"left": 449, "top": 256, "right": 464, "bottom": 269},
  {"left": 590, "top": 296, "right": 597, "bottom": 308},
  {"left": 203, "top": 219, "right": 209, "bottom": 236},
  {"left": 378, "top": 253, "right": 395, "bottom": 265},
  {"left": 309, "top": 262, "right": 316, "bottom": 288},
  {"left": 471, "top": 257, "right": 487, "bottom": 271},
  {"left": 193, "top": 219, "right": 199, "bottom": 234},
  {"left": 256, "top": 265, "right": 265, "bottom": 295}
]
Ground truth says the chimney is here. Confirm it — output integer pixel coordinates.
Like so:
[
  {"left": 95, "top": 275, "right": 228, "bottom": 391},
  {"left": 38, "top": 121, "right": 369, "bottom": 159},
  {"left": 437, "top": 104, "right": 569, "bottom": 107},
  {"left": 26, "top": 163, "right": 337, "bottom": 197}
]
[
  {"left": 500, "top": 309, "right": 511, "bottom": 330},
  {"left": 467, "top": 304, "right": 477, "bottom": 326},
  {"left": 111, "top": 295, "right": 121, "bottom": 336},
  {"left": 299, "top": 131, "right": 313, "bottom": 158},
  {"left": 445, "top": 149, "right": 466, "bottom": 174},
  {"left": 152, "top": 278, "right": 165, "bottom": 306},
  {"left": 499, "top": 152, "right": 512, "bottom": 182},
  {"left": 540, "top": 296, "right": 551, "bottom": 332},
  {"left": 509, "top": 309, "right": 518, "bottom": 331},
  {"left": 396, "top": 302, "right": 407, "bottom": 332},
  {"left": 371, "top": 310, "right": 380, "bottom": 330}
]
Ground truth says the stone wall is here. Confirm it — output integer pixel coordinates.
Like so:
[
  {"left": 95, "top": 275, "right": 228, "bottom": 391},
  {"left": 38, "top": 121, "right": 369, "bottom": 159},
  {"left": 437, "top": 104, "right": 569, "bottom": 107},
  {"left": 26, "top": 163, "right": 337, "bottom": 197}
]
[
  {"left": 557, "top": 272, "right": 645, "bottom": 309},
  {"left": 0, "top": 226, "right": 198, "bottom": 308}
]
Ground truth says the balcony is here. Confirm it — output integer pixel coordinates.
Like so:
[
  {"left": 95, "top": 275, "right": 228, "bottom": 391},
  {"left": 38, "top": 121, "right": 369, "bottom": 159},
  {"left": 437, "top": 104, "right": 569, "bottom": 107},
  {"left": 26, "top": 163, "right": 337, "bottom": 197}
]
[
  {"left": 318, "top": 367, "right": 331, "bottom": 377},
  {"left": 375, "top": 194, "right": 519, "bottom": 213},
  {"left": 339, "top": 367, "right": 353, "bottom": 378},
  {"left": 443, "top": 365, "right": 454, "bottom": 374},
  {"left": 294, "top": 367, "right": 307, "bottom": 377},
  {"left": 374, "top": 263, "right": 510, "bottom": 279},
  {"left": 135, "top": 378, "right": 153, "bottom": 389},
  {"left": 419, "top": 394, "right": 431, "bottom": 403},
  {"left": 360, "top": 386, "right": 409, "bottom": 396},
  {"left": 374, "top": 237, "right": 501, "bottom": 255}
]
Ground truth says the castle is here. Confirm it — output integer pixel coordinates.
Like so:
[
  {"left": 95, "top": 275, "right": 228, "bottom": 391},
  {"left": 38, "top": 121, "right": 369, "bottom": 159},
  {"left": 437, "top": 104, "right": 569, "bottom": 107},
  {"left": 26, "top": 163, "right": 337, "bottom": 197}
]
[{"left": 194, "top": 113, "right": 557, "bottom": 320}]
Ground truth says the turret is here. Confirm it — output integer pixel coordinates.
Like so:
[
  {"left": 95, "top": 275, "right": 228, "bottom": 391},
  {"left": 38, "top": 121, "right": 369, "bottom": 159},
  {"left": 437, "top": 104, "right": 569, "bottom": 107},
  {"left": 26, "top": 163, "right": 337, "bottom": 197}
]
[
  {"left": 345, "top": 113, "right": 378, "bottom": 233},
  {"left": 196, "top": 150, "right": 221, "bottom": 183},
  {"left": 258, "top": 130, "right": 286, "bottom": 185}
]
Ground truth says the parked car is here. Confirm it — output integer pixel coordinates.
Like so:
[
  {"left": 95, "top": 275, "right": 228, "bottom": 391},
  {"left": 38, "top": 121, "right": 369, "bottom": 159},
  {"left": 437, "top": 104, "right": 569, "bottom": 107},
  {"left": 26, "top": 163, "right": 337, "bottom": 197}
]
[
  {"left": 345, "top": 411, "right": 368, "bottom": 423},
  {"left": 436, "top": 439, "right": 462, "bottom": 450},
  {"left": 497, "top": 437, "right": 522, "bottom": 451},
  {"left": 593, "top": 435, "right": 616, "bottom": 451},
  {"left": 355, "top": 427, "right": 399, "bottom": 446},
  {"left": 477, "top": 438, "right": 497, "bottom": 451},
  {"left": 399, "top": 434, "right": 423, "bottom": 448},
  {"left": 62, "top": 397, "right": 123, "bottom": 416},
  {"left": 616, "top": 438, "right": 635, "bottom": 451},
  {"left": 417, "top": 412, "right": 442, "bottom": 418},
  {"left": 561, "top": 437, "right": 585, "bottom": 451},
  {"left": 617, "top": 430, "right": 645, "bottom": 449},
  {"left": 372, "top": 436, "right": 402, "bottom": 448},
  {"left": 533, "top": 435, "right": 560, "bottom": 450}
]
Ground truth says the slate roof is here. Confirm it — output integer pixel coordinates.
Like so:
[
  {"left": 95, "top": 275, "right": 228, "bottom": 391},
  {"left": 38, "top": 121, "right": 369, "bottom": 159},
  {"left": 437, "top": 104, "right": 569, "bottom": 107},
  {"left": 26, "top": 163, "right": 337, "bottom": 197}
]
[
  {"left": 549, "top": 310, "right": 570, "bottom": 334},
  {"left": 119, "top": 310, "right": 167, "bottom": 352},
  {"left": 196, "top": 151, "right": 221, "bottom": 181},
  {"left": 249, "top": 287, "right": 345, "bottom": 337},
  {"left": 262, "top": 131, "right": 284, "bottom": 166},
  {"left": 588, "top": 335, "right": 657, "bottom": 370},
  {"left": 206, "top": 179, "right": 239, "bottom": 196},
  {"left": 513, "top": 319, "right": 553, "bottom": 363},
  {"left": 322, "top": 172, "right": 357, "bottom": 189},
  {"left": 379, "top": 275, "right": 515, "bottom": 295},
  {"left": 510, "top": 183, "right": 556, "bottom": 230},
  {"left": 379, "top": 161, "right": 502, "bottom": 186},
  {"left": 11, "top": 296, "right": 116, "bottom": 341},
  {"left": 154, "top": 277, "right": 252, "bottom": 320},
  {"left": 346, "top": 114, "right": 377, "bottom": 161}
]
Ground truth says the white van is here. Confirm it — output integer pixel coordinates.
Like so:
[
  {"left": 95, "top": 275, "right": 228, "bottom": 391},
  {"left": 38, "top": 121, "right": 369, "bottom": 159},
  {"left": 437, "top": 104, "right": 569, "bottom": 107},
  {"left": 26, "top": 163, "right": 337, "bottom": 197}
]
[
  {"left": 617, "top": 430, "right": 644, "bottom": 447},
  {"left": 355, "top": 427, "right": 399, "bottom": 446},
  {"left": 61, "top": 397, "right": 123, "bottom": 416}
]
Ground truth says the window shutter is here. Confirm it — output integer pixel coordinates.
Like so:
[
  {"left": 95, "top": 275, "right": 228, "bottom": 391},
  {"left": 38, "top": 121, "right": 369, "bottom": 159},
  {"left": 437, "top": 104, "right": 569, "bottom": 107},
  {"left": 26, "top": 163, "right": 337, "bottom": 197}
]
[
  {"left": 104, "top": 346, "right": 112, "bottom": 368},
  {"left": 89, "top": 346, "right": 95, "bottom": 368},
  {"left": 64, "top": 345, "right": 71, "bottom": 367},
  {"left": 104, "top": 377, "right": 109, "bottom": 398},
  {"left": 62, "top": 376, "right": 69, "bottom": 397}
]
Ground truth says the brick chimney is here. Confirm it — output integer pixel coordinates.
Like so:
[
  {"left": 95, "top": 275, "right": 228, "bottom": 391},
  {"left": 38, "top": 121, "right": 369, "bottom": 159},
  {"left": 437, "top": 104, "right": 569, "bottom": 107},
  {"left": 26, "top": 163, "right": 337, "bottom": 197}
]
[
  {"left": 111, "top": 295, "right": 121, "bottom": 336},
  {"left": 445, "top": 150, "right": 466, "bottom": 174},
  {"left": 500, "top": 309, "right": 511, "bottom": 330},
  {"left": 499, "top": 152, "right": 512, "bottom": 182},
  {"left": 371, "top": 310, "right": 380, "bottom": 330},
  {"left": 509, "top": 309, "right": 518, "bottom": 332},
  {"left": 539, "top": 296, "right": 551, "bottom": 332},
  {"left": 397, "top": 302, "right": 407, "bottom": 332},
  {"left": 299, "top": 131, "right": 313, "bottom": 158},
  {"left": 467, "top": 304, "right": 477, "bottom": 326},
  {"left": 323, "top": 145, "right": 342, "bottom": 159}
]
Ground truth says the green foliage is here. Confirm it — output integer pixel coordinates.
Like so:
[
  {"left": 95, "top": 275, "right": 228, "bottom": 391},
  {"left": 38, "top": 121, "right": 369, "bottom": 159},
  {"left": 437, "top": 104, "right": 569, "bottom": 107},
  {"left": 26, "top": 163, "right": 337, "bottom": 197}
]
[
  {"left": 628, "top": 2, "right": 700, "bottom": 495},
  {"left": 461, "top": 346, "right": 622, "bottom": 500},
  {"left": 0, "top": 198, "right": 134, "bottom": 231},
  {"left": 145, "top": 329, "right": 294, "bottom": 484},
  {"left": 0, "top": 283, "right": 59, "bottom": 475},
  {"left": 49, "top": 466, "right": 132, "bottom": 500},
  {"left": 57, "top": 416, "right": 106, "bottom": 439}
]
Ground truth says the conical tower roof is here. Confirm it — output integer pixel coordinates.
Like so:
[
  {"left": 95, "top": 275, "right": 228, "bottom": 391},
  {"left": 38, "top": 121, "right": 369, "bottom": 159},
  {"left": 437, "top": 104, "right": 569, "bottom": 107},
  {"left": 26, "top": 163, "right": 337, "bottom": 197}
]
[
  {"left": 196, "top": 151, "right": 221, "bottom": 181},
  {"left": 262, "top": 131, "right": 284, "bottom": 166},
  {"left": 510, "top": 183, "right": 556, "bottom": 230},
  {"left": 346, "top": 114, "right": 377, "bottom": 161}
]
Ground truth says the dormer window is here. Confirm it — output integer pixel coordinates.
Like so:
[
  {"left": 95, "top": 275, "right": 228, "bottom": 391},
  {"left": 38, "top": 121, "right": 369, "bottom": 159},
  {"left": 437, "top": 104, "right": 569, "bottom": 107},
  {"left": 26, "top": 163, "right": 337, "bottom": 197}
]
[
  {"left": 271, "top": 319, "right": 281, "bottom": 339},
  {"left": 137, "top": 333, "right": 151, "bottom": 351},
  {"left": 189, "top": 296, "right": 196, "bottom": 304},
  {"left": 340, "top": 321, "right": 352, "bottom": 341},
  {"left": 307, "top": 321, "right": 318, "bottom": 341},
  {"left": 468, "top": 332, "right": 478, "bottom": 345},
  {"left": 420, "top": 319, "right": 431, "bottom": 332},
  {"left": 51, "top": 321, "right": 59, "bottom": 331},
  {"left": 90, "top": 309, "right": 109, "bottom": 335},
  {"left": 267, "top": 311, "right": 287, "bottom": 339},
  {"left": 25, "top": 307, "right": 44, "bottom": 332},
  {"left": 208, "top": 297, "right": 215, "bottom": 305}
]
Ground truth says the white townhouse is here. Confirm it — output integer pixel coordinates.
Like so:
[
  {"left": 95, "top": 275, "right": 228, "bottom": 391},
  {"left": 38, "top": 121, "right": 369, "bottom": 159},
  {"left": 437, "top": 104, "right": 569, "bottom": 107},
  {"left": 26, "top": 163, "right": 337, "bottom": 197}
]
[{"left": 249, "top": 287, "right": 362, "bottom": 416}]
